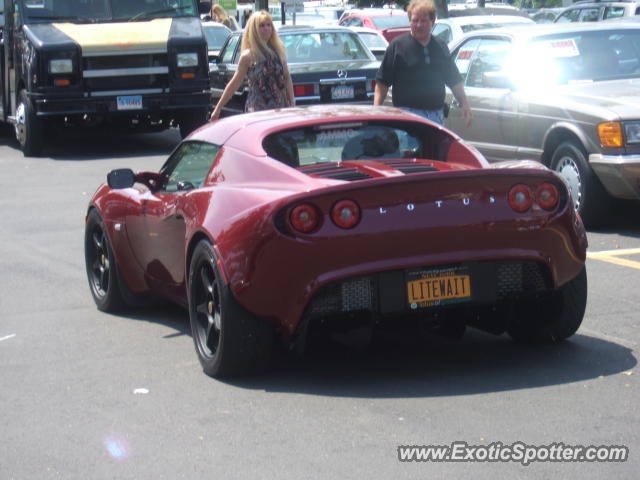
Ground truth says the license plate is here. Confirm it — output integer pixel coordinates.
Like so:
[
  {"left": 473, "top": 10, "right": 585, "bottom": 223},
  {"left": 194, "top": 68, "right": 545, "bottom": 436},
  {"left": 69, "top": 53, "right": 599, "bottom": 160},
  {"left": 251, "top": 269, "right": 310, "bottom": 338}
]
[
  {"left": 407, "top": 266, "right": 471, "bottom": 309},
  {"left": 331, "top": 85, "right": 354, "bottom": 100},
  {"left": 117, "top": 95, "right": 143, "bottom": 110}
]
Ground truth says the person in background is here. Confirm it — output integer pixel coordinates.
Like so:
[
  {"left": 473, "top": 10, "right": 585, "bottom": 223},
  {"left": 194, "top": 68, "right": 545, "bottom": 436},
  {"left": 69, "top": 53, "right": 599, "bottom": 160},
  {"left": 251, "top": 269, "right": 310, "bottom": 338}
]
[
  {"left": 210, "top": 10, "right": 295, "bottom": 120},
  {"left": 242, "top": 8, "right": 253, "bottom": 28},
  {"left": 211, "top": 4, "right": 239, "bottom": 31},
  {"left": 374, "top": 0, "right": 472, "bottom": 127}
]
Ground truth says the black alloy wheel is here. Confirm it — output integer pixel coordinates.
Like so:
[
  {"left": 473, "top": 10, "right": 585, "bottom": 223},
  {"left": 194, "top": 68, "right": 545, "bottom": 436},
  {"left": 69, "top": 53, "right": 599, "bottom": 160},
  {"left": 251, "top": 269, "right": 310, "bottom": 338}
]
[
  {"left": 84, "top": 209, "right": 125, "bottom": 312},
  {"left": 188, "top": 240, "right": 274, "bottom": 378},
  {"left": 191, "top": 250, "right": 223, "bottom": 361}
]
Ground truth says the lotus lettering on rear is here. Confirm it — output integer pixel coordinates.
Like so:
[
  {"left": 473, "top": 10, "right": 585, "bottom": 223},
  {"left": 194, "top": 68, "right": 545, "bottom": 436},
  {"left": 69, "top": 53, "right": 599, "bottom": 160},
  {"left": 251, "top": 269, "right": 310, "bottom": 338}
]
[{"left": 378, "top": 196, "right": 496, "bottom": 214}]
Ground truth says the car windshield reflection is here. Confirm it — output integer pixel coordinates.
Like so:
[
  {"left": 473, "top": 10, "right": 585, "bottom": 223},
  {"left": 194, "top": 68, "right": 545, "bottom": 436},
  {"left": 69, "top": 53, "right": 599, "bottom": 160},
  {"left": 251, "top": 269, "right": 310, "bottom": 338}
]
[
  {"left": 22, "top": 0, "right": 197, "bottom": 24},
  {"left": 516, "top": 30, "right": 640, "bottom": 86}
]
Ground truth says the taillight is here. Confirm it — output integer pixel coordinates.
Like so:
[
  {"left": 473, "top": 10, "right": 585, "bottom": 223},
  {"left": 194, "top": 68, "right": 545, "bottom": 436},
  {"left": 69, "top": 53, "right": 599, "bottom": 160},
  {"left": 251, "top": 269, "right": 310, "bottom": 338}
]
[
  {"left": 508, "top": 184, "right": 533, "bottom": 212},
  {"left": 290, "top": 204, "right": 320, "bottom": 233},
  {"left": 535, "top": 183, "right": 559, "bottom": 210},
  {"left": 294, "top": 84, "right": 315, "bottom": 97},
  {"left": 331, "top": 200, "right": 360, "bottom": 229}
]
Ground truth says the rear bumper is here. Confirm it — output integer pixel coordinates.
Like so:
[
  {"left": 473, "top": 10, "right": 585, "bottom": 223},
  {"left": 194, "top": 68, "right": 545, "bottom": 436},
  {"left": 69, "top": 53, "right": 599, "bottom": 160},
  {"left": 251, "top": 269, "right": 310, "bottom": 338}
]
[
  {"left": 590, "top": 153, "right": 640, "bottom": 200},
  {"left": 221, "top": 207, "right": 587, "bottom": 340},
  {"left": 33, "top": 91, "right": 210, "bottom": 117}
]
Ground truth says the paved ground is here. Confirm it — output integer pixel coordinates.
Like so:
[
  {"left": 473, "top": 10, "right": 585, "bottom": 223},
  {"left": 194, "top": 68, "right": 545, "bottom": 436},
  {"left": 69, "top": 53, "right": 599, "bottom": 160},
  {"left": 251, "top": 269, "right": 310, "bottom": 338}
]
[{"left": 0, "top": 128, "right": 638, "bottom": 479}]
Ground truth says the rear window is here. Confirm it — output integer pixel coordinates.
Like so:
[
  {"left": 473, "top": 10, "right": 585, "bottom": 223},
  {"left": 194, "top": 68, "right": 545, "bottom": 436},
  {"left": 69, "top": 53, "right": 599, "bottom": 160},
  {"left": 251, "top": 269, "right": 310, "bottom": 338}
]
[
  {"left": 371, "top": 15, "right": 409, "bottom": 29},
  {"left": 263, "top": 122, "right": 426, "bottom": 167},
  {"left": 358, "top": 32, "right": 388, "bottom": 49},
  {"left": 282, "top": 31, "right": 372, "bottom": 62}
]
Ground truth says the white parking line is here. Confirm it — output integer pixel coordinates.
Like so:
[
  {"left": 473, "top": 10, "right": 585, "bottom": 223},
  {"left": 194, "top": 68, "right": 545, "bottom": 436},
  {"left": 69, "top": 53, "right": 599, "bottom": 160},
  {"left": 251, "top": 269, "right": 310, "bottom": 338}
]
[{"left": 0, "top": 334, "right": 16, "bottom": 342}]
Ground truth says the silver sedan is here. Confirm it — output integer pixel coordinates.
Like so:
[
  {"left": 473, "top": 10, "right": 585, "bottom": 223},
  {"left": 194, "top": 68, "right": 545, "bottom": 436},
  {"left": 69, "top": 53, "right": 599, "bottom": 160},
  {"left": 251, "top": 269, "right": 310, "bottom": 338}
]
[{"left": 445, "top": 22, "right": 640, "bottom": 226}]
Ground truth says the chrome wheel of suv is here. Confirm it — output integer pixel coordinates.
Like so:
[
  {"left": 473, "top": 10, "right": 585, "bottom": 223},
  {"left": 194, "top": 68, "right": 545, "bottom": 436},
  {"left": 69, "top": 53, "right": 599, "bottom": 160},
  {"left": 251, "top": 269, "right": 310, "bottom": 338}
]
[{"left": 14, "top": 90, "right": 44, "bottom": 156}]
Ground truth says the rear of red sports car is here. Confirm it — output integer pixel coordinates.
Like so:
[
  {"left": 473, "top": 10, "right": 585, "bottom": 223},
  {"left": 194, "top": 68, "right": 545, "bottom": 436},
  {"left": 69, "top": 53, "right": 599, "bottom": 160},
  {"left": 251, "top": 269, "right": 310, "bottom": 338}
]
[
  {"left": 195, "top": 108, "right": 588, "bottom": 359},
  {"left": 87, "top": 106, "right": 588, "bottom": 378}
]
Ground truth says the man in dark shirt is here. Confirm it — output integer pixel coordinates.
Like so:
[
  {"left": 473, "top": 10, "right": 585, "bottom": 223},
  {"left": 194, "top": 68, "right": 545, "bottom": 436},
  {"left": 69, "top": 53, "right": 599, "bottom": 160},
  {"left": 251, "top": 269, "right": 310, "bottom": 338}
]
[{"left": 374, "top": 0, "right": 472, "bottom": 127}]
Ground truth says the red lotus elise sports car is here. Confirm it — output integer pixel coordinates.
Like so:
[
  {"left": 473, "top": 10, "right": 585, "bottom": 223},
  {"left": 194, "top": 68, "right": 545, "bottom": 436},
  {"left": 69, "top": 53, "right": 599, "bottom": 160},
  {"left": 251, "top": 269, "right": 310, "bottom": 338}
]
[{"left": 85, "top": 105, "right": 588, "bottom": 378}]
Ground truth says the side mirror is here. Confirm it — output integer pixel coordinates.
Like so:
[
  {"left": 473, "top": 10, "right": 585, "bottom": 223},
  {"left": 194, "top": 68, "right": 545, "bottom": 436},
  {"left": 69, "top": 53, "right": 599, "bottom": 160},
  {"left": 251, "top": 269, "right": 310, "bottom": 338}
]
[{"left": 107, "top": 168, "right": 135, "bottom": 189}]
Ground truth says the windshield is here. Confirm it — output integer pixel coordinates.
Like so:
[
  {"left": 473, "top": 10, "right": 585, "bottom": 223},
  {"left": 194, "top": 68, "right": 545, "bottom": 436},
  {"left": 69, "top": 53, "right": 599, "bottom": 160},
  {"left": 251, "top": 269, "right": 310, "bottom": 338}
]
[
  {"left": 282, "top": 31, "right": 373, "bottom": 63},
  {"left": 370, "top": 14, "right": 409, "bottom": 30},
  {"left": 203, "top": 24, "right": 231, "bottom": 50},
  {"left": 358, "top": 32, "right": 387, "bottom": 49},
  {"left": 263, "top": 123, "right": 424, "bottom": 167},
  {"left": 21, "top": 0, "right": 197, "bottom": 24},
  {"left": 515, "top": 30, "right": 640, "bottom": 85}
]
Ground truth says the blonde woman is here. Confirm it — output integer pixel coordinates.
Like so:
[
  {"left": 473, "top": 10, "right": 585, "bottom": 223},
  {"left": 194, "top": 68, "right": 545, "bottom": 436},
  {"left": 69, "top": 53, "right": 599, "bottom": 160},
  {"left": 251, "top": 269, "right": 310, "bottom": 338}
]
[
  {"left": 211, "top": 4, "right": 239, "bottom": 31},
  {"left": 210, "top": 11, "right": 294, "bottom": 120}
]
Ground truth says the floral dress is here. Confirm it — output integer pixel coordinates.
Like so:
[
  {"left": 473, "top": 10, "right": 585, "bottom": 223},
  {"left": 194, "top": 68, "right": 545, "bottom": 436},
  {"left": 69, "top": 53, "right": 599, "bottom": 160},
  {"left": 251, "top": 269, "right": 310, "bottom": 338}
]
[{"left": 245, "top": 50, "right": 290, "bottom": 112}]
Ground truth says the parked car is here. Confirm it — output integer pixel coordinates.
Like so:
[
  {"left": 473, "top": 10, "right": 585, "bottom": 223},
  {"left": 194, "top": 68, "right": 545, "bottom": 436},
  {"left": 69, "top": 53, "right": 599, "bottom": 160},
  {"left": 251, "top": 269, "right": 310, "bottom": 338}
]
[
  {"left": 445, "top": 22, "right": 640, "bottom": 225},
  {"left": 530, "top": 7, "right": 565, "bottom": 23},
  {"left": 432, "top": 14, "right": 535, "bottom": 46},
  {"left": 554, "top": 0, "right": 640, "bottom": 22},
  {"left": 85, "top": 105, "right": 588, "bottom": 378},
  {"left": 348, "top": 26, "right": 389, "bottom": 61},
  {"left": 339, "top": 8, "right": 410, "bottom": 41},
  {"left": 201, "top": 21, "right": 231, "bottom": 62},
  {"left": 210, "top": 26, "right": 379, "bottom": 115},
  {"left": 296, "top": 6, "right": 347, "bottom": 25}
]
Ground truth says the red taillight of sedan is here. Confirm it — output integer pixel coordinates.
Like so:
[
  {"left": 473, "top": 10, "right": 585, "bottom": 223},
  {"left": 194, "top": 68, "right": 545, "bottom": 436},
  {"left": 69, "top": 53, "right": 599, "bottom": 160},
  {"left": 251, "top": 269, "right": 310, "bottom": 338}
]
[
  {"left": 290, "top": 204, "right": 320, "bottom": 233},
  {"left": 508, "top": 184, "right": 533, "bottom": 212},
  {"left": 294, "top": 84, "right": 315, "bottom": 97},
  {"left": 508, "top": 183, "right": 560, "bottom": 212},
  {"left": 535, "top": 183, "right": 559, "bottom": 210},
  {"left": 331, "top": 199, "right": 361, "bottom": 229}
]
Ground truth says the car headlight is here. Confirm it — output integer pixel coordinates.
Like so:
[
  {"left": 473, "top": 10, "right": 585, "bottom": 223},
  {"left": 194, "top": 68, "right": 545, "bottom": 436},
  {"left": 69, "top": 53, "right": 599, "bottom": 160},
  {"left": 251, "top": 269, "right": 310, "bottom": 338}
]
[
  {"left": 49, "top": 58, "right": 73, "bottom": 74},
  {"left": 177, "top": 53, "right": 198, "bottom": 68},
  {"left": 624, "top": 121, "right": 640, "bottom": 144}
]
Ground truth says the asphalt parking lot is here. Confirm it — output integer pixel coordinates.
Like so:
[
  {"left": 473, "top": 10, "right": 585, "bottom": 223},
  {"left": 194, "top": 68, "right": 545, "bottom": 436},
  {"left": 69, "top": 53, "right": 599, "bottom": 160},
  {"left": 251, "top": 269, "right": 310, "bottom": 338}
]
[{"left": 0, "top": 128, "right": 638, "bottom": 479}]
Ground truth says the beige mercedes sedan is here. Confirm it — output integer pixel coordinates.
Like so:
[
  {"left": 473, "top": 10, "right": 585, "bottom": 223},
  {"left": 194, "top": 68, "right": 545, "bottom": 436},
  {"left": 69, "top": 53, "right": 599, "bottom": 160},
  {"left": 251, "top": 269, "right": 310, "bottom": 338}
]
[{"left": 445, "top": 22, "right": 640, "bottom": 226}]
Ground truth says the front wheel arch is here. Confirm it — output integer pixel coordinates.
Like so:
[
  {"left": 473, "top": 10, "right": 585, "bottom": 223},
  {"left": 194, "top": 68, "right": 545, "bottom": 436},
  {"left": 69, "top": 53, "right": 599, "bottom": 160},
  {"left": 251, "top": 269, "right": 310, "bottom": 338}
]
[{"left": 542, "top": 127, "right": 585, "bottom": 168}]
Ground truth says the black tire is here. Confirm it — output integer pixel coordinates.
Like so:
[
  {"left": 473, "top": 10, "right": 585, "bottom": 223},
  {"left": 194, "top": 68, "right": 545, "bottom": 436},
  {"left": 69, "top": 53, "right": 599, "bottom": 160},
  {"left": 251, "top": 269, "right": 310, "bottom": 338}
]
[
  {"left": 507, "top": 267, "right": 587, "bottom": 344},
  {"left": 551, "top": 141, "right": 609, "bottom": 227},
  {"left": 179, "top": 109, "right": 208, "bottom": 139},
  {"left": 84, "top": 209, "right": 126, "bottom": 312},
  {"left": 188, "top": 240, "right": 274, "bottom": 378},
  {"left": 15, "top": 89, "right": 44, "bottom": 157}
]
